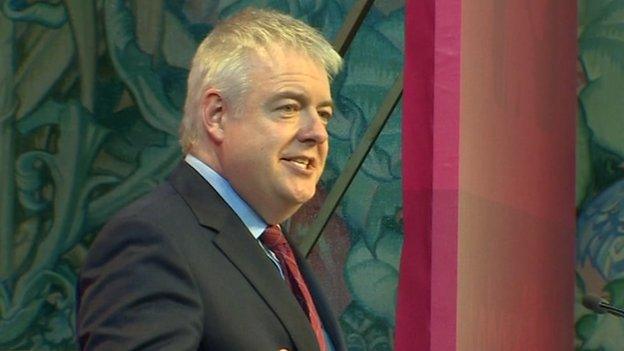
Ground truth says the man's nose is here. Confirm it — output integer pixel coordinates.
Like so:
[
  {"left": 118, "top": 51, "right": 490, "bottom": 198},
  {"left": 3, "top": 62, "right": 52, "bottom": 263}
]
[{"left": 299, "top": 110, "right": 328, "bottom": 144}]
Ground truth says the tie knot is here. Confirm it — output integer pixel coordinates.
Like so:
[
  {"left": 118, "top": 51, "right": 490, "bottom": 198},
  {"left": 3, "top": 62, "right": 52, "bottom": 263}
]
[{"left": 261, "top": 225, "right": 287, "bottom": 250}]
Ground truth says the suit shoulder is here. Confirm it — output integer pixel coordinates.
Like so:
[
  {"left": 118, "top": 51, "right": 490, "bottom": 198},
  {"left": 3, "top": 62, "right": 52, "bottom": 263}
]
[
  {"left": 90, "top": 182, "right": 201, "bottom": 251},
  {"left": 114, "top": 182, "right": 182, "bottom": 222}
]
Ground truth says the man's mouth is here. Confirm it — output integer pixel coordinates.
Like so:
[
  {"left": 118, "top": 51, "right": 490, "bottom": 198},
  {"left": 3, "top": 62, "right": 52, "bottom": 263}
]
[{"left": 282, "top": 156, "right": 314, "bottom": 172}]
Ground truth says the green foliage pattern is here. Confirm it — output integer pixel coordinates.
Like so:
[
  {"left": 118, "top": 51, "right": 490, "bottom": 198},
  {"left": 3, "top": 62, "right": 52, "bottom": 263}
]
[
  {"left": 576, "top": 0, "right": 624, "bottom": 349},
  {"left": 0, "top": 0, "right": 404, "bottom": 349}
]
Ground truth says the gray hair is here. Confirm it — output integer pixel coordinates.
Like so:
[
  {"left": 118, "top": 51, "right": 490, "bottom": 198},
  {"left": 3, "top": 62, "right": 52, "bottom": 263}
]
[{"left": 179, "top": 8, "right": 343, "bottom": 153}]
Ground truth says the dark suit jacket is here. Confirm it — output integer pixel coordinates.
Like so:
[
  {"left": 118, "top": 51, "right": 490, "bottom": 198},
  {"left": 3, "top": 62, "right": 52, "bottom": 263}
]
[{"left": 77, "top": 162, "right": 345, "bottom": 351}]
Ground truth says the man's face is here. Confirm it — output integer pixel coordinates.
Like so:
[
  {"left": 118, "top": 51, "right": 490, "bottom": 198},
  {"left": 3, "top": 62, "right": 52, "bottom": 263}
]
[{"left": 218, "top": 47, "right": 332, "bottom": 223}]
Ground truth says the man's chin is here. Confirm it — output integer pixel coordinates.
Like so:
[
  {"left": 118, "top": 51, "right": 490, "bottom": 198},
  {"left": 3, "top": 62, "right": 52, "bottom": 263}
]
[{"left": 283, "top": 190, "right": 316, "bottom": 208}]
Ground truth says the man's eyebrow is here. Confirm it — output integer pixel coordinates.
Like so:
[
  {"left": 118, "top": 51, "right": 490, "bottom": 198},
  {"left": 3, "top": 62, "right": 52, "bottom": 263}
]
[
  {"left": 318, "top": 100, "right": 334, "bottom": 109},
  {"left": 271, "top": 91, "right": 334, "bottom": 108}
]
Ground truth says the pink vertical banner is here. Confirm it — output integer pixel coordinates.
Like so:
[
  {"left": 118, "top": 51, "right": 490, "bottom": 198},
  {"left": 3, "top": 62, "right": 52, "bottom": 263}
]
[
  {"left": 396, "top": 0, "right": 434, "bottom": 348},
  {"left": 398, "top": 0, "right": 576, "bottom": 350},
  {"left": 431, "top": 0, "right": 461, "bottom": 349},
  {"left": 397, "top": 0, "right": 462, "bottom": 350},
  {"left": 458, "top": 0, "right": 576, "bottom": 349}
]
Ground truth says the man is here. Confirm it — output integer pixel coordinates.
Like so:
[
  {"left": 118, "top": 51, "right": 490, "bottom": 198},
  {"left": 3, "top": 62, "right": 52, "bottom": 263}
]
[{"left": 76, "top": 8, "right": 345, "bottom": 351}]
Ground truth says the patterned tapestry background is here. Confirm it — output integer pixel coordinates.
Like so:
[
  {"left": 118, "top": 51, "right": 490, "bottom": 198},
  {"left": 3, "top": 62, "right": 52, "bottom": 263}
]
[
  {"left": 576, "top": 0, "right": 624, "bottom": 349},
  {"left": 0, "top": 0, "right": 404, "bottom": 349}
]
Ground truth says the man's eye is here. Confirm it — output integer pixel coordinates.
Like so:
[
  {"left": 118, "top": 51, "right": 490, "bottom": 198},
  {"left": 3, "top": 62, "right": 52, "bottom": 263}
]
[
  {"left": 318, "top": 111, "right": 333, "bottom": 123},
  {"left": 279, "top": 104, "right": 298, "bottom": 113}
]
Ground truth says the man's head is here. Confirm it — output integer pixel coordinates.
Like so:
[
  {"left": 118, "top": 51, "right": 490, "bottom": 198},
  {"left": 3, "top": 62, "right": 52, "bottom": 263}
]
[{"left": 180, "top": 8, "right": 343, "bottom": 224}]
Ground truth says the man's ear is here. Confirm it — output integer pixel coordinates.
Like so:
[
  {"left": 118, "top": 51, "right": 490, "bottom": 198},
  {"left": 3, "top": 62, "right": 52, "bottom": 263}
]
[{"left": 201, "top": 88, "right": 227, "bottom": 143}]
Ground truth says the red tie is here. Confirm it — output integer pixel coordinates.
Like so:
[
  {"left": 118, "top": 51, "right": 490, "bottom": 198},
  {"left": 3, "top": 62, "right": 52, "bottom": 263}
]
[{"left": 261, "top": 225, "right": 328, "bottom": 351}]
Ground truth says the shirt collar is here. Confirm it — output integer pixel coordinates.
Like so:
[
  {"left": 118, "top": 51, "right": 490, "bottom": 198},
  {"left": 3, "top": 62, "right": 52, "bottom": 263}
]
[{"left": 184, "top": 154, "right": 267, "bottom": 239}]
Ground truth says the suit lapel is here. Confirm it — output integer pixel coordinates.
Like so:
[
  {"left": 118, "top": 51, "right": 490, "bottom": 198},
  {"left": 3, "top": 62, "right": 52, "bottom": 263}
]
[
  {"left": 169, "top": 162, "right": 320, "bottom": 351},
  {"left": 213, "top": 220, "right": 320, "bottom": 351}
]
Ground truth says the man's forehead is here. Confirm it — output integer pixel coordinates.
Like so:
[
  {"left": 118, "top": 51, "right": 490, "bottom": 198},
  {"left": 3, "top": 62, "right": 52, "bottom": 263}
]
[{"left": 246, "top": 44, "right": 325, "bottom": 74}]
